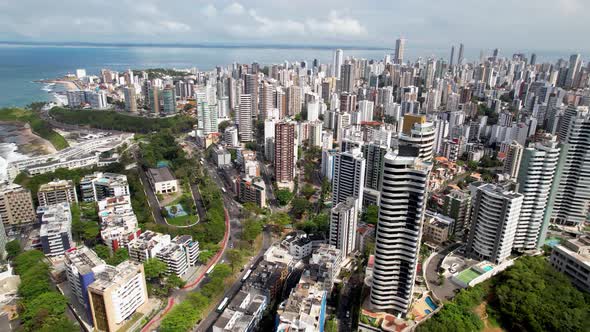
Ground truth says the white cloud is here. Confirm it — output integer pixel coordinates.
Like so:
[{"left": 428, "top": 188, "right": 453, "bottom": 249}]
[
  {"left": 201, "top": 4, "right": 217, "bottom": 18},
  {"left": 306, "top": 11, "right": 366, "bottom": 37},
  {"left": 161, "top": 21, "right": 191, "bottom": 32},
  {"left": 224, "top": 2, "right": 245, "bottom": 16}
]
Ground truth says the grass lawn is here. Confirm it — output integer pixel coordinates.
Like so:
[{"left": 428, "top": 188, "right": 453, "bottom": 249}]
[{"left": 167, "top": 214, "right": 198, "bottom": 226}]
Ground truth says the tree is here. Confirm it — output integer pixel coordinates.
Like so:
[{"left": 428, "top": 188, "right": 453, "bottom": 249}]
[
  {"left": 94, "top": 244, "right": 110, "bottom": 260},
  {"left": 13, "top": 250, "right": 45, "bottom": 275},
  {"left": 198, "top": 250, "right": 214, "bottom": 264},
  {"left": 21, "top": 292, "right": 69, "bottom": 330},
  {"left": 106, "top": 248, "right": 129, "bottom": 266},
  {"left": 166, "top": 274, "right": 186, "bottom": 289},
  {"left": 276, "top": 189, "right": 293, "bottom": 206},
  {"left": 5, "top": 240, "right": 22, "bottom": 259},
  {"left": 144, "top": 258, "right": 167, "bottom": 280},
  {"left": 242, "top": 219, "right": 263, "bottom": 244},
  {"left": 301, "top": 183, "right": 316, "bottom": 199},
  {"left": 226, "top": 249, "right": 243, "bottom": 272},
  {"left": 266, "top": 212, "right": 291, "bottom": 233},
  {"left": 362, "top": 205, "right": 379, "bottom": 225},
  {"left": 291, "top": 197, "right": 311, "bottom": 219}
]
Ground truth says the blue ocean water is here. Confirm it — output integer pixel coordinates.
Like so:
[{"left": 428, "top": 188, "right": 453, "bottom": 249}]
[{"left": 0, "top": 44, "right": 584, "bottom": 107}]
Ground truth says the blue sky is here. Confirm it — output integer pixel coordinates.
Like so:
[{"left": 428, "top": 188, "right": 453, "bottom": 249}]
[{"left": 0, "top": 0, "right": 588, "bottom": 52}]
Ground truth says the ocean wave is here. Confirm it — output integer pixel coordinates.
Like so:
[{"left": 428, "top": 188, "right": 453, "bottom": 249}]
[{"left": 0, "top": 142, "right": 28, "bottom": 182}]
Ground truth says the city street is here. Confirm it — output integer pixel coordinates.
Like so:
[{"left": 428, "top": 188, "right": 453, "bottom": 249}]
[{"left": 424, "top": 243, "right": 462, "bottom": 301}]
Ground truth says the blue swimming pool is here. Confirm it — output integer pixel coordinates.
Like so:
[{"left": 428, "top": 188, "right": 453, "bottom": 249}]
[
  {"left": 483, "top": 265, "right": 493, "bottom": 272},
  {"left": 425, "top": 296, "right": 438, "bottom": 311},
  {"left": 425, "top": 309, "right": 432, "bottom": 314}
]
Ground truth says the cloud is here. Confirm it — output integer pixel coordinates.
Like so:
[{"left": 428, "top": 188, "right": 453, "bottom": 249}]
[
  {"left": 224, "top": 2, "right": 245, "bottom": 16},
  {"left": 201, "top": 4, "right": 217, "bottom": 18},
  {"left": 306, "top": 11, "right": 366, "bottom": 37}
]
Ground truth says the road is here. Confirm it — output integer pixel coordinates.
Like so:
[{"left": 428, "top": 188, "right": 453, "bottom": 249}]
[
  {"left": 424, "top": 243, "right": 462, "bottom": 301},
  {"left": 194, "top": 229, "right": 272, "bottom": 332},
  {"left": 137, "top": 166, "right": 167, "bottom": 225}
]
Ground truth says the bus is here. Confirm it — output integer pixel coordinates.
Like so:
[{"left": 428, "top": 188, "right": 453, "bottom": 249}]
[
  {"left": 206, "top": 264, "right": 216, "bottom": 275},
  {"left": 216, "top": 297, "right": 230, "bottom": 313},
  {"left": 241, "top": 269, "right": 252, "bottom": 282}
]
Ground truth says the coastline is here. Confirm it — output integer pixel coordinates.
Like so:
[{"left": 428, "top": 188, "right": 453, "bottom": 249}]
[
  {"left": 36, "top": 79, "right": 79, "bottom": 91},
  {"left": 0, "top": 121, "right": 57, "bottom": 156}
]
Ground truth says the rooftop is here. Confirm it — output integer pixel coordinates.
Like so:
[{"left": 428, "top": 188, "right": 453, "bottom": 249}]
[{"left": 148, "top": 167, "right": 176, "bottom": 183}]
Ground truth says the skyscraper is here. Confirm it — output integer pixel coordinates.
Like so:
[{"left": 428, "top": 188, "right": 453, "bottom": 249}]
[
  {"left": 394, "top": 38, "right": 405, "bottom": 64},
  {"left": 244, "top": 73, "right": 259, "bottom": 117},
  {"left": 369, "top": 150, "right": 431, "bottom": 315},
  {"left": 197, "top": 102, "right": 218, "bottom": 136},
  {"left": 457, "top": 43, "right": 465, "bottom": 66},
  {"left": 503, "top": 140, "right": 524, "bottom": 179},
  {"left": 398, "top": 115, "right": 436, "bottom": 161},
  {"left": 548, "top": 107, "right": 590, "bottom": 225},
  {"left": 340, "top": 62, "right": 355, "bottom": 93},
  {"left": 466, "top": 183, "right": 523, "bottom": 264},
  {"left": 274, "top": 121, "right": 296, "bottom": 184},
  {"left": 238, "top": 94, "right": 253, "bottom": 142},
  {"left": 362, "top": 142, "right": 388, "bottom": 191},
  {"left": 332, "top": 148, "right": 366, "bottom": 213},
  {"left": 530, "top": 53, "right": 537, "bottom": 66},
  {"left": 514, "top": 139, "right": 560, "bottom": 250},
  {"left": 330, "top": 197, "right": 358, "bottom": 258},
  {"left": 333, "top": 49, "right": 344, "bottom": 79},
  {"left": 565, "top": 54, "right": 581, "bottom": 89},
  {"left": 123, "top": 86, "right": 137, "bottom": 113},
  {"left": 449, "top": 45, "right": 455, "bottom": 67},
  {"left": 162, "top": 85, "right": 176, "bottom": 114},
  {"left": 443, "top": 189, "right": 471, "bottom": 238}
]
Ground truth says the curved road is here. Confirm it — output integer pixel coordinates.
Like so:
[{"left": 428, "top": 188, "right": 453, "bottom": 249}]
[{"left": 141, "top": 208, "right": 231, "bottom": 332}]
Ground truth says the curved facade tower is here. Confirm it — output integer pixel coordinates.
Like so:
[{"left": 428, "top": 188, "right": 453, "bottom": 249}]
[{"left": 369, "top": 151, "right": 431, "bottom": 315}]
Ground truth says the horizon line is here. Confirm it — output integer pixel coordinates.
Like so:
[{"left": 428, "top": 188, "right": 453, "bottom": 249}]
[{"left": 0, "top": 40, "right": 392, "bottom": 51}]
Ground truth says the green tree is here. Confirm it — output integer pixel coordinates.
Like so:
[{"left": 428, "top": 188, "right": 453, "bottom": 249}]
[
  {"left": 198, "top": 250, "right": 214, "bottom": 264},
  {"left": 106, "top": 248, "right": 129, "bottom": 265},
  {"left": 226, "top": 249, "right": 243, "bottom": 272},
  {"left": 5, "top": 239, "right": 22, "bottom": 259},
  {"left": 144, "top": 258, "right": 167, "bottom": 280},
  {"left": 291, "top": 197, "right": 311, "bottom": 219},
  {"left": 276, "top": 189, "right": 294, "bottom": 206},
  {"left": 242, "top": 219, "right": 263, "bottom": 244},
  {"left": 21, "top": 292, "right": 69, "bottom": 330},
  {"left": 166, "top": 274, "right": 186, "bottom": 289},
  {"left": 13, "top": 250, "right": 45, "bottom": 275},
  {"left": 301, "top": 183, "right": 317, "bottom": 199},
  {"left": 94, "top": 244, "right": 110, "bottom": 260},
  {"left": 266, "top": 212, "right": 291, "bottom": 233},
  {"left": 362, "top": 205, "right": 379, "bottom": 225}
]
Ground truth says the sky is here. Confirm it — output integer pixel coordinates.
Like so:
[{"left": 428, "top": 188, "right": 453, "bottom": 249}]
[{"left": 0, "top": 0, "right": 589, "bottom": 52}]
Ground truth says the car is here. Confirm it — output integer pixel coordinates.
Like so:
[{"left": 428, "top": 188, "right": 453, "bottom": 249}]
[{"left": 346, "top": 311, "right": 350, "bottom": 318}]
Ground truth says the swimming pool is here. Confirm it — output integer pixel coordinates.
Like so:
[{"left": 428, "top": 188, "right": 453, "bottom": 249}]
[
  {"left": 483, "top": 265, "right": 493, "bottom": 272},
  {"left": 425, "top": 309, "right": 432, "bottom": 314},
  {"left": 425, "top": 296, "right": 438, "bottom": 311}
]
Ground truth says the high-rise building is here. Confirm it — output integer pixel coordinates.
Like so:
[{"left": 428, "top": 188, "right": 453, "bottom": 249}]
[
  {"left": 123, "top": 86, "right": 137, "bottom": 113},
  {"left": 88, "top": 261, "right": 148, "bottom": 332},
  {"left": 514, "top": 139, "right": 560, "bottom": 250},
  {"left": 333, "top": 49, "right": 344, "bottom": 79},
  {"left": 162, "top": 85, "right": 176, "bottom": 114},
  {"left": 503, "top": 140, "right": 524, "bottom": 179},
  {"left": 148, "top": 86, "right": 160, "bottom": 114},
  {"left": 197, "top": 102, "right": 218, "bottom": 136},
  {"left": 244, "top": 73, "right": 259, "bottom": 116},
  {"left": 548, "top": 107, "right": 590, "bottom": 225},
  {"left": 340, "top": 62, "right": 355, "bottom": 93},
  {"left": 37, "top": 179, "right": 78, "bottom": 207},
  {"left": 38, "top": 203, "right": 72, "bottom": 257},
  {"left": 443, "top": 189, "right": 471, "bottom": 238},
  {"left": 80, "top": 172, "right": 130, "bottom": 202},
  {"left": 565, "top": 54, "right": 581, "bottom": 89},
  {"left": 330, "top": 197, "right": 358, "bottom": 258},
  {"left": 65, "top": 246, "right": 106, "bottom": 321},
  {"left": 287, "top": 85, "right": 302, "bottom": 117},
  {"left": 0, "top": 184, "right": 36, "bottom": 227},
  {"left": 361, "top": 142, "right": 388, "bottom": 191},
  {"left": 457, "top": 43, "right": 465, "bottom": 66},
  {"left": 369, "top": 150, "right": 431, "bottom": 315},
  {"left": 466, "top": 183, "right": 523, "bottom": 264},
  {"left": 332, "top": 148, "right": 366, "bottom": 213},
  {"left": 449, "top": 45, "right": 455, "bottom": 67},
  {"left": 238, "top": 94, "right": 253, "bottom": 142},
  {"left": 394, "top": 38, "right": 405, "bottom": 64},
  {"left": 274, "top": 121, "right": 296, "bottom": 184},
  {"left": 398, "top": 115, "right": 436, "bottom": 161}
]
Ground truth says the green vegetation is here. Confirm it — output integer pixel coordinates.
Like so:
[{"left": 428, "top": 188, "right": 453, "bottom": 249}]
[
  {"left": 5, "top": 240, "right": 22, "bottom": 259},
  {"left": 49, "top": 107, "right": 196, "bottom": 133},
  {"left": 13, "top": 250, "right": 78, "bottom": 331},
  {"left": 325, "top": 317, "right": 338, "bottom": 332},
  {"left": 362, "top": 205, "right": 379, "bottom": 225},
  {"left": 477, "top": 104, "right": 499, "bottom": 126},
  {"left": 132, "top": 68, "right": 190, "bottom": 79},
  {"left": 160, "top": 264, "right": 232, "bottom": 332},
  {"left": 0, "top": 107, "right": 69, "bottom": 150},
  {"left": 276, "top": 189, "right": 294, "bottom": 206},
  {"left": 418, "top": 256, "right": 590, "bottom": 332},
  {"left": 70, "top": 203, "right": 100, "bottom": 245},
  {"left": 93, "top": 244, "right": 129, "bottom": 266},
  {"left": 291, "top": 197, "right": 312, "bottom": 219},
  {"left": 166, "top": 214, "right": 198, "bottom": 226}
]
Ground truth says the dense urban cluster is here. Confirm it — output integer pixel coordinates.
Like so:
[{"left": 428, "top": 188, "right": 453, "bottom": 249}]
[{"left": 0, "top": 38, "right": 589, "bottom": 332}]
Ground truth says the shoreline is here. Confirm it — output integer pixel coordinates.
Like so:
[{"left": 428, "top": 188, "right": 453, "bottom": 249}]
[
  {"left": 35, "top": 79, "right": 79, "bottom": 91},
  {"left": 0, "top": 121, "right": 57, "bottom": 156}
]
